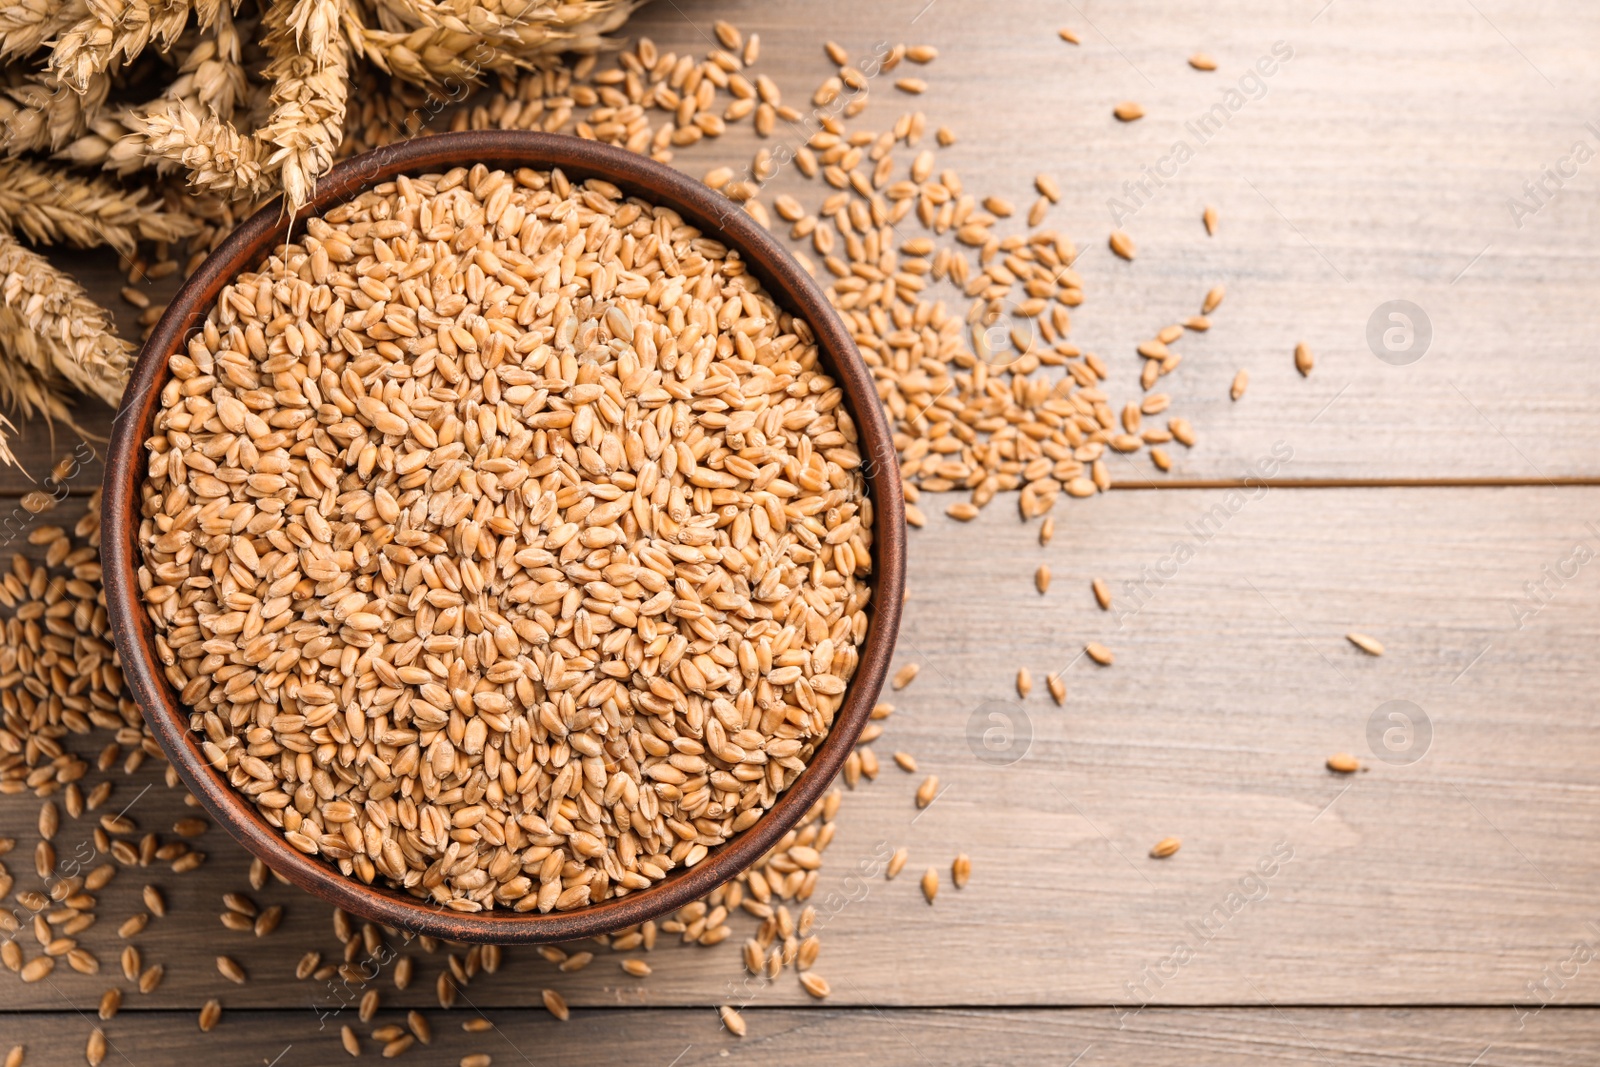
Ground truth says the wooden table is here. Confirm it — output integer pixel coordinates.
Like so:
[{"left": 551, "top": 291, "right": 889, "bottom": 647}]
[{"left": 6, "top": 0, "right": 1600, "bottom": 1062}]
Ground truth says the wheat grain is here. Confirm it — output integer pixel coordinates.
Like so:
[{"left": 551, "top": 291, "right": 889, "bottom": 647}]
[
  {"left": 1150, "top": 837, "right": 1181, "bottom": 858},
  {"left": 717, "top": 1004, "right": 747, "bottom": 1036},
  {"left": 383, "top": 1034, "right": 415, "bottom": 1057},
  {"left": 1295, "top": 341, "right": 1314, "bottom": 377},
  {"left": 558, "top": 952, "right": 594, "bottom": 974},
  {"left": 255, "top": 905, "right": 284, "bottom": 936},
  {"left": 1327, "top": 753, "right": 1360, "bottom": 773},
  {"left": 1347, "top": 632, "right": 1384, "bottom": 656},
  {"left": 1046, "top": 671, "right": 1065, "bottom": 705},
  {"left": 799, "top": 971, "right": 831, "bottom": 998},
  {"left": 887, "top": 846, "right": 908, "bottom": 880},
  {"left": 36, "top": 799, "right": 55, "bottom": 840}
]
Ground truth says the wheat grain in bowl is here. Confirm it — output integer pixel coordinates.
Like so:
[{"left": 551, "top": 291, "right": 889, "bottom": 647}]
[{"left": 133, "top": 163, "right": 875, "bottom": 915}]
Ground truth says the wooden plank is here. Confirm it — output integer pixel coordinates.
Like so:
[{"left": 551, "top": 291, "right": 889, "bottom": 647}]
[
  {"left": 4, "top": 487, "right": 1599, "bottom": 1010},
  {"left": 30, "top": 0, "right": 1600, "bottom": 489},
  {"left": 2, "top": 1007, "right": 1598, "bottom": 1066},
  {"left": 604, "top": 0, "right": 1600, "bottom": 483}
]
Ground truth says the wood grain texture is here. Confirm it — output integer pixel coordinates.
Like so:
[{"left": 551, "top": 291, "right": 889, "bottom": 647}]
[
  {"left": 2, "top": 1008, "right": 1597, "bottom": 1066},
  {"left": 4, "top": 0, "right": 1597, "bottom": 1056},
  {"left": 5, "top": 487, "right": 1598, "bottom": 1012},
  {"left": 10, "top": 0, "right": 1598, "bottom": 490},
  {"left": 586, "top": 0, "right": 1600, "bottom": 483}
]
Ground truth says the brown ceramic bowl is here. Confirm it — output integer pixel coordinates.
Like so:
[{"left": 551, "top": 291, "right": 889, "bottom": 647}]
[{"left": 101, "top": 131, "right": 905, "bottom": 944}]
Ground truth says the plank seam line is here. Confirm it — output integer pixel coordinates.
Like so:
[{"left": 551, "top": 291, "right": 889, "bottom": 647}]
[
  {"left": 5, "top": 1003, "right": 1599, "bottom": 1013},
  {"left": 33, "top": 476, "right": 1600, "bottom": 501}
]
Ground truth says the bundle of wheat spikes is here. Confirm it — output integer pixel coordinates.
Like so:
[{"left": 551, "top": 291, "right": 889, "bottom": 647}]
[{"left": 0, "top": 0, "right": 635, "bottom": 464}]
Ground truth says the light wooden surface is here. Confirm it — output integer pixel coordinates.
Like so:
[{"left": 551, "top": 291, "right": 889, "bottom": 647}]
[
  {"left": 6, "top": 1008, "right": 1600, "bottom": 1065},
  {"left": 5, "top": 0, "right": 1599, "bottom": 1063}
]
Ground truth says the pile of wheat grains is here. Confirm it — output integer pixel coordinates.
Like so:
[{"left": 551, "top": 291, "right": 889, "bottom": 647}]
[
  {"left": 0, "top": 15, "right": 1241, "bottom": 1062},
  {"left": 420, "top": 29, "right": 1217, "bottom": 529}
]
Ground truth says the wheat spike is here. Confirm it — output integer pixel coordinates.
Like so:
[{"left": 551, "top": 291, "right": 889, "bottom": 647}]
[
  {"left": 108, "top": 0, "right": 349, "bottom": 209},
  {"left": 256, "top": 0, "right": 349, "bottom": 210},
  {"left": 110, "top": 100, "right": 270, "bottom": 195},
  {"left": 0, "top": 71, "right": 109, "bottom": 155},
  {"left": 0, "top": 346, "right": 74, "bottom": 463},
  {"left": 500, "top": 0, "right": 636, "bottom": 58},
  {"left": 0, "top": 158, "right": 197, "bottom": 255},
  {"left": 0, "top": 0, "right": 83, "bottom": 62},
  {"left": 65, "top": 5, "right": 247, "bottom": 168},
  {"left": 0, "top": 229, "right": 131, "bottom": 407},
  {"left": 49, "top": 0, "right": 193, "bottom": 95}
]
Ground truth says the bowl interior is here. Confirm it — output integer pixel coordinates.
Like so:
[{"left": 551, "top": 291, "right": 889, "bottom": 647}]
[{"left": 101, "top": 132, "right": 904, "bottom": 944}]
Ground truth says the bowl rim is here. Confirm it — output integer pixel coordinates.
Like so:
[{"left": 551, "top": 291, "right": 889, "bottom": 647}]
[{"left": 101, "top": 130, "right": 905, "bottom": 944}]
